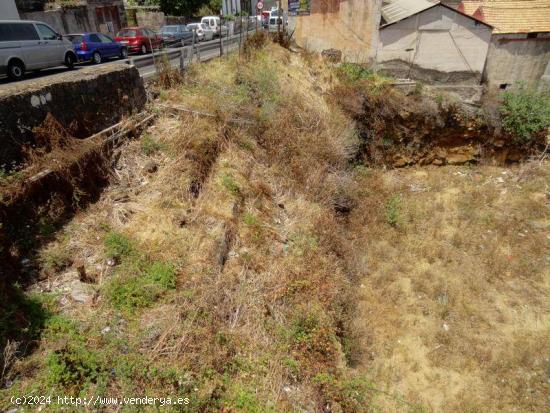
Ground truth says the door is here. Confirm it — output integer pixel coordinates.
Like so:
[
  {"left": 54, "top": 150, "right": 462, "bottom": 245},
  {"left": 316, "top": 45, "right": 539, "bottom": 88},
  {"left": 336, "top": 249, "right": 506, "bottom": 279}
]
[
  {"left": 87, "top": 33, "right": 103, "bottom": 56},
  {"left": 98, "top": 33, "right": 118, "bottom": 57},
  {"left": 34, "top": 23, "right": 65, "bottom": 66}
]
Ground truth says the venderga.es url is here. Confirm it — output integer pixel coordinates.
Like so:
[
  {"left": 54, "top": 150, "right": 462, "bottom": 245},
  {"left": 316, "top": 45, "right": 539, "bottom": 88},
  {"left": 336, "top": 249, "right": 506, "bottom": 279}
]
[{"left": 11, "top": 395, "right": 190, "bottom": 407}]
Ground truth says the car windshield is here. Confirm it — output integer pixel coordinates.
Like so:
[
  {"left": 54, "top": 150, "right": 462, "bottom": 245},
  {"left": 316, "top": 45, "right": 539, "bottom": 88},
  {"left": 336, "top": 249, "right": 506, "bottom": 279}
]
[
  {"left": 162, "top": 26, "right": 179, "bottom": 33},
  {"left": 117, "top": 29, "right": 136, "bottom": 37},
  {"left": 66, "top": 34, "right": 83, "bottom": 43}
]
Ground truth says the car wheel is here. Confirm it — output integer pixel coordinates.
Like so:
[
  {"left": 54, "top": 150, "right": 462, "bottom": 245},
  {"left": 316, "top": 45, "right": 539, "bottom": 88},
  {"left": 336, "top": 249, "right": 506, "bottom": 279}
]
[
  {"left": 65, "top": 53, "right": 76, "bottom": 69},
  {"left": 120, "top": 48, "right": 128, "bottom": 59},
  {"left": 7, "top": 60, "right": 24, "bottom": 81},
  {"left": 92, "top": 51, "right": 102, "bottom": 64},
  {"left": 140, "top": 44, "right": 147, "bottom": 54}
]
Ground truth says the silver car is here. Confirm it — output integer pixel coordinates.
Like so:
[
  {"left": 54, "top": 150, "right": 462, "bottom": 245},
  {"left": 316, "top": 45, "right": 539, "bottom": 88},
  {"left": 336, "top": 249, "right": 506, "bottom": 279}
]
[{"left": 0, "top": 20, "right": 77, "bottom": 81}]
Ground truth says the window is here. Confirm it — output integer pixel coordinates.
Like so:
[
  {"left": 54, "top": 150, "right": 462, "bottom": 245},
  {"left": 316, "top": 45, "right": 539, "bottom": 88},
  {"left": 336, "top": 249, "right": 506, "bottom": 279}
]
[
  {"left": 36, "top": 24, "right": 58, "bottom": 40},
  {"left": 66, "top": 34, "right": 83, "bottom": 43},
  {"left": 13, "top": 23, "right": 39, "bottom": 40},
  {"left": 89, "top": 33, "right": 102, "bottom": 43},
  {"left": 117, "top": 29, "right": 136, "bottom": 37},
  {"left": 0, "top": 23, "right": 39, "bottom": 41},
  {"left": 527, "top": 33, "right": 538, "bottom": 39},
  {"left": 499, "top": 83, "right": 509, "bottom": 90},
  {"left": 98, "top": 33, "right": 114, "bottom": 43}
]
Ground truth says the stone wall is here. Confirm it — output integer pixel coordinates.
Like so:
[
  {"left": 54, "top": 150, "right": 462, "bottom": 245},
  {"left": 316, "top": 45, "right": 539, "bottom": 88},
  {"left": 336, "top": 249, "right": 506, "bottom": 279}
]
[
  {"left": 20, "top": 6, "right": 94, "bottom": 34},
  {"left": 0, "top": 64, "right": 146, "bottom": 168},
  {"left": 136, "top": 10, "right": 165, "bottom": 30},
  {"left": 483, "top": 33, "right": 550, "bottom": 90}
]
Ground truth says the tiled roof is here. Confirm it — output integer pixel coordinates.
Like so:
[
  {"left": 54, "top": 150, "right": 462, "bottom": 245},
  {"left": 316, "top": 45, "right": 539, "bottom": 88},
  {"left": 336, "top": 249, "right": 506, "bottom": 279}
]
[
  {"left": 458, "top": 0, "right": 483, "bottom": 14},
  {"left": 459, "top": 0, "right": 550, "bottom": 33}
]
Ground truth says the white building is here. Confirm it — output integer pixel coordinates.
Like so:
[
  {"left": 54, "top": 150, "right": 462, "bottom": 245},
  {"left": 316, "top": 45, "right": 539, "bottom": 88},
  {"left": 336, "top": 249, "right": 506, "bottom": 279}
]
[
  {"left": 0, "top": 0, "right": 20, "bottom": 19},
  {"left": 376, "top": 0, "right": 493, "bottom": 83}
]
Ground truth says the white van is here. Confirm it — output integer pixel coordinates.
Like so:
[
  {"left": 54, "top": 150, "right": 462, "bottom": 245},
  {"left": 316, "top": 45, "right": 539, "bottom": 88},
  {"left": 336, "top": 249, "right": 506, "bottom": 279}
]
[
  {"left": 200, "top": 16, "right": 228, "bottom": 38},
  {"left": 0, "top": 20, "right": 77, "bottom": 81}
]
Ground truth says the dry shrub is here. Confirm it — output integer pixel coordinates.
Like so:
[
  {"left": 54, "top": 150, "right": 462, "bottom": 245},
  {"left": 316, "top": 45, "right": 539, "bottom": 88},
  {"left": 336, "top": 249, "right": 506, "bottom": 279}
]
[
  {"left": 31, "top": 113, "right": 73, "bottom": 154},
  {"left": 244, "top": 30, "right": 267, "bottom": 56},
  {"left": 156, "top": 53, "right": 184, "bottom": 89}
]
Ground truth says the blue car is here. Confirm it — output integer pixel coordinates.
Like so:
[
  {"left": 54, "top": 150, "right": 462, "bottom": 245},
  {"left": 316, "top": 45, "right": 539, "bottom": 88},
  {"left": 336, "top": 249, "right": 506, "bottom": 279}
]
[{"left": 66, "top": 32, "right": 128, "bottom": 64}]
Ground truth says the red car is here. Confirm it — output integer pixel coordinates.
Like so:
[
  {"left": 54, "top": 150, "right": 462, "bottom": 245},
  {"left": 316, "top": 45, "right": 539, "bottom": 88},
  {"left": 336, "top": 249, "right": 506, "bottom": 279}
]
[{"left": 115, "top": 27, "right": 162, "bottom": 54}]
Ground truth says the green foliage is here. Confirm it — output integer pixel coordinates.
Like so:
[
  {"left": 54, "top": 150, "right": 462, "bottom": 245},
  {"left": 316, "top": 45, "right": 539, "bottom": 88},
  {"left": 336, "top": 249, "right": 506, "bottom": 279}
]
[
  {"left": 46, "top": 344, "right": 103, "bottom": 388},
  {"left": 336, "top": 63, "right": 374, "bottom": 83},
  {"left": 226, "top": 386, "right": 279, "bottom": 413},
  {"left": 242, "top": 212, "right": 258, "bottom": 227},
  {"left": 385, "top": 195, "right": 403, "bottom": 228},
  {"left": 500, "top": 84, "right": 550, "bottom": 144},
  {"left": 0, "top": 290, "right": 55, "bottom": 353},
  {"left": 104, "top": 232, "right": 134, "bottom": 259},
  {"left": 40, "top": 246, "right": 71, "bottom": 275},
  {"left": 106, "top": 260, "right": 176, "bottom": 312},
  {"left": 159, "top": 0, "right": 211, "bottom": 16},
  {"left": 290, "top": 311, "right": 321, "bottom": 344},
  {"left": 221, "top": 174, "right": 240, "bottom": 196},
  {"left": 313, "top": 373, "right": 374, "bottom": 411},
  {"left": 141, "top": 133, "right": 163, "bottom": 155}
]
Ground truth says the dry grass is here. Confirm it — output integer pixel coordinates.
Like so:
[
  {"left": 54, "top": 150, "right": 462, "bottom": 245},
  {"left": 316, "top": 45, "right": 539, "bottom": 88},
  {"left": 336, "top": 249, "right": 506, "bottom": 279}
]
[
  {"left": 348, "top": 162, "right": 549, "bottom": 412},
  {"left": 2, "top": 42, "right": 548, "bottom": 413},
  {"left": 1, "top": 43, "right": 368, "bottom": 412}
]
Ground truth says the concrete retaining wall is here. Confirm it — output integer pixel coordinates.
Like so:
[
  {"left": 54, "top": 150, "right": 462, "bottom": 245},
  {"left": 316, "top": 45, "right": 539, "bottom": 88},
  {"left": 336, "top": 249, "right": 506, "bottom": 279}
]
[
  {"left": 20, "top": 7, "right": 94, "bottom": 34},
  {"left": 0, "top": 64, "right": 146, "bottom": 168}
]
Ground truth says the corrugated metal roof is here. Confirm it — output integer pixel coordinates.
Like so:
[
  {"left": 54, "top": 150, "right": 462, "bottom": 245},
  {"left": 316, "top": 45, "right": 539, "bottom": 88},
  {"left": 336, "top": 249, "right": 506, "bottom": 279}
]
[
  {"left": 459, "top": 0, "right": 550, "bottom": 33},
  {"left": 381, "top": 0, "right": 439, "bottom": 24}
]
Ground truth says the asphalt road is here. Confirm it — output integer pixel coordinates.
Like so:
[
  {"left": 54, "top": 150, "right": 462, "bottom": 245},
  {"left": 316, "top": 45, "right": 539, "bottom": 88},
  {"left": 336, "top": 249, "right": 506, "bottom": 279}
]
[{"left": 0, "top": 33, "right": 247, "bottom": 88}]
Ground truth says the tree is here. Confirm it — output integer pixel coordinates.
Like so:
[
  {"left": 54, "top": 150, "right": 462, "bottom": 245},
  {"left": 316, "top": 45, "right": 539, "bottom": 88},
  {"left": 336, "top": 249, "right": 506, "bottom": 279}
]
[
  {"left": 159, "top": 0, "right": 209, "bottom": 16},
  {"left": 126, "top": 0, "right": 220, "bottom": 17}
]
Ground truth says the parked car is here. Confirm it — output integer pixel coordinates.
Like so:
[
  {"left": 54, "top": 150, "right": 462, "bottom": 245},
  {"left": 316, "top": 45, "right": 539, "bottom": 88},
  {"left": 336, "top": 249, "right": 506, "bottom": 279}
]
[
  {"left": 268, "top": 16, "right": 286, "bottom": 33},
  {"left": 67, "top": 32, "right": 127, "bottom": 64},
  {"left": 115, "top": 27, "right": 161, "bottom": 54},
  {"left": 200, "top": 16, "right": 228, "bottom": 38},
  {"left": 159, "top": 25, "right": 193, "bottom": 46},
  {"left": 0, "top": 20, "right": 76, "bottom": 81},
  {"left": 186, "top": 23, "right": 214, "bottom": 42}
]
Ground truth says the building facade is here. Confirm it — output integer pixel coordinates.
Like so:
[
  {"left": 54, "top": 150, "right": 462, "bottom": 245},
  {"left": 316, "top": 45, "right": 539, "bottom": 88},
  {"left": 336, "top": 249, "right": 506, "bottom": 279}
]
[
  {"left": 377, "top": 1, "right": 492, "bottom": 83},
  {"left": 16, "top": 0, "right": 126, "bottom": 35},
  {"left": 289, "top": 0, "right": 382, "bottom": 62},
  {"left": 458, "top": 0, "right": 550, "bottom": 90}
]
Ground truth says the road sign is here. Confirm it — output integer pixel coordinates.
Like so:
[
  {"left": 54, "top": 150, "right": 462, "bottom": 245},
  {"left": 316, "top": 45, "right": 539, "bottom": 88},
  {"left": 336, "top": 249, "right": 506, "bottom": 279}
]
[{"left": 257, "top": 1, "right": 264, "bottom": 10}]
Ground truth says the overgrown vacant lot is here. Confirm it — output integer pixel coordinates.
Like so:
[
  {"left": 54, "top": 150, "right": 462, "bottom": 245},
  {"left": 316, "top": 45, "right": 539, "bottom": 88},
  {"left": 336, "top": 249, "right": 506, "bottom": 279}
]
[
  {"left": 349, "top": 164, "right": 549, "bottom": 412},
  {"left": 1, "top": 39, "right": 548, "bottom": 412}
]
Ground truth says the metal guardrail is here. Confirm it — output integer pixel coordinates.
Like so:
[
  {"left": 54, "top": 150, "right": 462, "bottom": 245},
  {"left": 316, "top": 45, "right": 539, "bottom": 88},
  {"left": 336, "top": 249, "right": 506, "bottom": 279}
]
[{"left": 122, "top": 29, "right": 255, "bottom": 77}]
